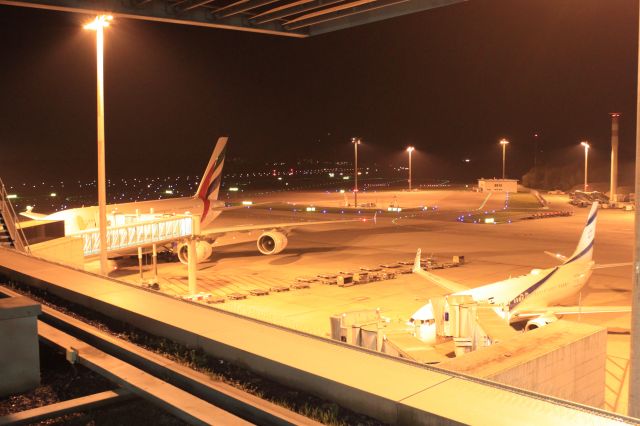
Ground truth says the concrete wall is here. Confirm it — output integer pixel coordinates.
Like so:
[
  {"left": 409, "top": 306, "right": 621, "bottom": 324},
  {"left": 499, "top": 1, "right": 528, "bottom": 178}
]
[
  {"left": 29, "top": 237, "right": 84, "bottom": 268},
  {"left": 0, "top": 296, "right": 41, "bottom": 397},
  {"left": 438, "top": 321, "right": 607, "bottom": 408}
]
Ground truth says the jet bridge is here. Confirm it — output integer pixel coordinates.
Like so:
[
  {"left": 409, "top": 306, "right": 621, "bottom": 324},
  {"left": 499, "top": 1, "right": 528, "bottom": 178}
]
[
  {"left": 74, "top": 213, "right": 201, "bottom": 293},
  {"left": 72, "top": 214, "right": 196, "bottom": 257}
]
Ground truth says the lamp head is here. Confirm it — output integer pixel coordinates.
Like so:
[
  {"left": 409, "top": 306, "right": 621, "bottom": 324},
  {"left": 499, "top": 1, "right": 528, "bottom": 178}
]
[
  {"left": 351, "top": 137, "right": 361, "bottom": 145},
  {"left": 499, "top": 138, "right": 509, "bottom": 145},
  {"left": 406, "top": 146, "right": 415, "bottom": 153},
  {"left": 581, "top": 141, "right": 590, "bottom": 149},
  {"left": 84, "top": 15, "right": 113, "bottom": 31}
]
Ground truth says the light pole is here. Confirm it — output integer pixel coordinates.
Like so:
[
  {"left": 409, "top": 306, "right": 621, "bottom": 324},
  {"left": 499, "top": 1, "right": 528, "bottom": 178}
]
[
  {"left": 499, "top": 138, "right": 509, "bottom": 179},
  {"left": 632, "top": 5, "right": 640, "bottom": 415},
  {"left": 351, "top": 137, "right": 361, "bottom": 207},
  {"left": 84, "top": 15, "right": 112, "bottom": 275},
  {"left": 406, "top": 146, "right": 415, "bottom": 191},
  {"left": 581, "top": 141, "right": 590, "bottom": 192}
]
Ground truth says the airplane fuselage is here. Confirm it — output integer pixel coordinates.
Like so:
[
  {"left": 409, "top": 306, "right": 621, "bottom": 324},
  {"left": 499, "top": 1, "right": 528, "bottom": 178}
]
[{"left": 454, "top": 257, "right": 594, "bottom": 322}]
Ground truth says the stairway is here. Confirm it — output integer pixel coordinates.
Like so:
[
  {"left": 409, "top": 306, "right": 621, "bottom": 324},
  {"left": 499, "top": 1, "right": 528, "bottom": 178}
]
[
  {"left": 0, "top": 177, "right": 29, "bottom": 253},
  {"left": 0, "top": 213, "right": 14, "bottom": 248}
]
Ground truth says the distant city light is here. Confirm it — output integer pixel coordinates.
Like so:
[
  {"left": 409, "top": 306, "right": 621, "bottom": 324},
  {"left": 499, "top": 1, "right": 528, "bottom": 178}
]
[
  {"left": 6, "top": 194, "right": 17, "bottom": 199},
  {"left": 242, "top": 201, "right": 253, "bottom": 205},
  {"left": 328, "top": 173, "right": 335, "bottom": 177},
  {"left": 50, "top": 193, "right": 57, "bottom": 197},
  {"left": 228, "top": 187, "right": 239, "bottom": 192},
  {"left": 343, "top": 176, "right": 350, "bottom": 180},
  {"left": 306, "top": 206, "right": 316, "bottom": 212},
  {"left": 165, "top": 189, "right": 174, "bottom": 195}
]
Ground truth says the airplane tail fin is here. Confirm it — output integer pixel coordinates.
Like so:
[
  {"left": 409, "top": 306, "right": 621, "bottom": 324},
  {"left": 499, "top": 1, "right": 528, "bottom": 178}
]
[
  {"left": 564, "top": 201, "right": 598, "bottom": 264},
  {"left": 413, "top": 248, "right": 422, "bottom": 273},
  {"left": 195, "top": 137, "right": 228, "bottom": 203}
]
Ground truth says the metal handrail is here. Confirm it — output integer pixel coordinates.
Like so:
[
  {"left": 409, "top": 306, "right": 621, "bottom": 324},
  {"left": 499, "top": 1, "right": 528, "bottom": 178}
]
[{"left": 0, "top": 177, "right": 30, "bottom": 253}]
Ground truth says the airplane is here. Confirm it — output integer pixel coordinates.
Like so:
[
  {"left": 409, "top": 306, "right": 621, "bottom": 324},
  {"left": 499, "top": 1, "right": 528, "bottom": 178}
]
[
  {"left": 410, "top": 201, "right": 631, "bottom": 332},
  {"left": 21, "top": 137, "right": 364, "bottom": 265}
]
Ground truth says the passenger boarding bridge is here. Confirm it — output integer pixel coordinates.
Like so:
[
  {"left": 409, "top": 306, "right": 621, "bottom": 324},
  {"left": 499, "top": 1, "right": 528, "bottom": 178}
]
[{"left": 1, "top": 182, "right": 203, "bottom": 293}]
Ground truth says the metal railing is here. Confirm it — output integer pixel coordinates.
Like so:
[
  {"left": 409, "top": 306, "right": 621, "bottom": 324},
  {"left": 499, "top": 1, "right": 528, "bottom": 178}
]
[
  {"left": 73, "top": 215, "right": 194, "bottom": 256},
  {"left": 0, "top": 177, "right": 30, "bottom": 253}
]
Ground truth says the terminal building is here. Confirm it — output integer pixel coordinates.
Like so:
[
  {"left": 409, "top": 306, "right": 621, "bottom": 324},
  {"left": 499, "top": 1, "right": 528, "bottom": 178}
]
[{"left": 478, "top": 178, "right": 519, "bottom": 193}]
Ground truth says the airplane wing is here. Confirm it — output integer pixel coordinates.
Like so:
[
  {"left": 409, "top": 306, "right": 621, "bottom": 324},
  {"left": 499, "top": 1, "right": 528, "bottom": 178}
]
[
  {"left": 412, "top": 249, "right": 470, "bottom": 293},
  {"left": 593, "top": 262, "right": 633, "bottom": 269},
  {"left": 514, "top": 305, "right": 631, "bottom": 318},
  {"left": 544, "top": 251, "right": 630, "bottom": 269},
  {"left": 199, "top": 217, "right": 369, "bottom": 238},
  {"left": 20, "top": 211, "right": 47, "bottom": 220},
  {"left": 544, "top": 251, "right": 567, "bottom": 262}
]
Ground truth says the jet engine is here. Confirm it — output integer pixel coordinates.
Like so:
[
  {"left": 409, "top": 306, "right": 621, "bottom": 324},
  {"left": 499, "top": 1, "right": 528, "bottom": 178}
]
[
  {"left": 176, "top": 240, "right": 213, "bottom": 264},
  {"left": 524, "top": 313, "right": 558, "bottom": 331},
  {"left": 257, "top": 231, "right": 288, "bottom": 255}
]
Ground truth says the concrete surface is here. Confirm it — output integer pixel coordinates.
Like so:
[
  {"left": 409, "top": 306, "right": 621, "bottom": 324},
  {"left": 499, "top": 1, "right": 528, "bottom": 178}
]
[{"left": 0, "top": 296, "right": 41, "bottom": 398}]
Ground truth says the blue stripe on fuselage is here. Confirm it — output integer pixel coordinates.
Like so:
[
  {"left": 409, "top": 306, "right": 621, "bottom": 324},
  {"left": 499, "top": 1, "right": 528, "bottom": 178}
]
[
  {"left": 586, "top": 210, "right": 597, "bottom": 226},
  {"left": 508, "top": 267, "right": 559, "bottom": 311}
]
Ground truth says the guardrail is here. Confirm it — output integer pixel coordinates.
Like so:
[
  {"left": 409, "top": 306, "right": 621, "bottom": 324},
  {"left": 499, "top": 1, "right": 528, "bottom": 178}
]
[{"left": 73, "top": 215, "right": 194, "bottom": 256}]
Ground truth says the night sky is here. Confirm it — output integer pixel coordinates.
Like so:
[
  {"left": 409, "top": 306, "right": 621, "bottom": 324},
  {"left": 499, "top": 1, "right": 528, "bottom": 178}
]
[{"left": 0, "top": 0, "right": 638, "bottom": 184}]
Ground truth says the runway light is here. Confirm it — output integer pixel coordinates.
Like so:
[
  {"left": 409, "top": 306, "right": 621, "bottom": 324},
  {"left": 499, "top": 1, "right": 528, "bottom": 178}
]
[
  {"left": 484, "top": 218, "right": 495, "bottom": 224},
  {"left": 165, "top": 190, "right": 174, "bottom": 195},
  {"left": 339, "top": 189, "right": 345, "bottom": 193},
  {"left": 228, "top": 187, "right": 239, "bottom": 192},
  {"left": 306, "top": 206, "right": 316, "bottom": 212},
  {"left": 242, "top": 201, "right": 253, "bottom": 206}
]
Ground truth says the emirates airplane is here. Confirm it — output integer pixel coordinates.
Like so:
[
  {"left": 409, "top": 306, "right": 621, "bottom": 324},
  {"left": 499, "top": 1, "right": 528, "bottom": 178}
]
[
  {"left": 22, "top": 137, "right": 360, "bottom": 264},
  {"left": 410, "top": 202, "right": 631, "bottom": 331}
]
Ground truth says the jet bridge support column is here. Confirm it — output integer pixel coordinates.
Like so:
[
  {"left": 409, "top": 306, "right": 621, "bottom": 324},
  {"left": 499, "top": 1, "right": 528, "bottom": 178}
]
[
  {"left": 152, "top": 244, "right": 158, "bottom": 283},
  {"left": 188, "top": 238, "right": 197, "bottom": 295},
  {"left": 187, "top": 215, "right": 201, "bottom": 295},
  {"left": 137, "top": 247, "right": 144, "bottom": 282}
]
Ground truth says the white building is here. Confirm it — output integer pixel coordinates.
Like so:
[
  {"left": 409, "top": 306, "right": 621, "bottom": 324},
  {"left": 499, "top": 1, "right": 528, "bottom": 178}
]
[{"left": 478, "top": 178, "right": 518, "bottom": 193}]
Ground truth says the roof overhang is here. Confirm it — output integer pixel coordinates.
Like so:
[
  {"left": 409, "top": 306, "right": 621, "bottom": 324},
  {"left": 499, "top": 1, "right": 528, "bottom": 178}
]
[{"left": 0, "top": 0, "right": 466, "bottom": 37}]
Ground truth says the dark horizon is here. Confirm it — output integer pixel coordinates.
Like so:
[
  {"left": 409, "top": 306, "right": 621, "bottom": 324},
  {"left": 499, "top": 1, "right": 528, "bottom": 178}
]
[{"left": 1, "top": 0, "right": 638, "bottom": 185}]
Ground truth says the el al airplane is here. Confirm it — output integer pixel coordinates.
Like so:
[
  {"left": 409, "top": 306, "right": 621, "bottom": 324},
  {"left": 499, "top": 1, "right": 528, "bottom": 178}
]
[
  {"left": 410, "top": 202, "right": 631, "bottom": 331},
  {"left": 22, "top": 137, "right": 363, "bottom": 265}
]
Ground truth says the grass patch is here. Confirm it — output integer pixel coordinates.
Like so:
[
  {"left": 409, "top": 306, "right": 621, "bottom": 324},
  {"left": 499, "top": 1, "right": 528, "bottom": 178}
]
[{"left": 506, "top": 193, "right": 543, "bottom": 209}]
